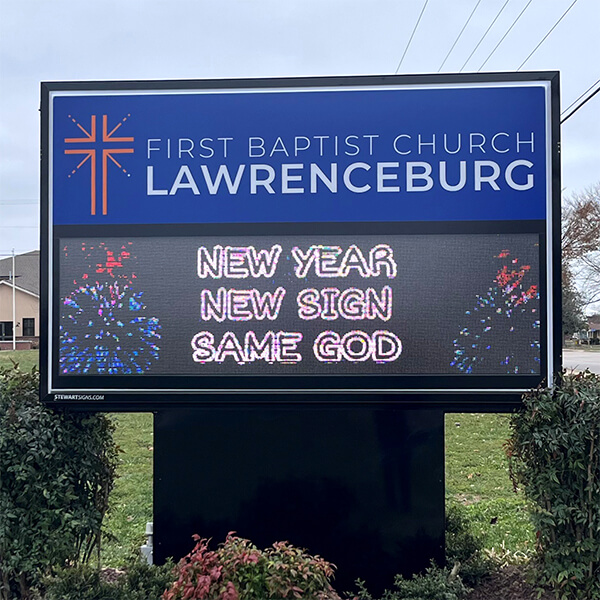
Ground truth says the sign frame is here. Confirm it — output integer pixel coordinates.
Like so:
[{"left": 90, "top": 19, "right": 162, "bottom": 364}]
[{"left": 40, "top": 71, "right": 561, "bottom": 409}]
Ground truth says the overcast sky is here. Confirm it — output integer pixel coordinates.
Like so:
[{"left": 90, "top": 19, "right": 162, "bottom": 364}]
[{"left": 0, "top": 0, "right": 598, "bottom": 255}]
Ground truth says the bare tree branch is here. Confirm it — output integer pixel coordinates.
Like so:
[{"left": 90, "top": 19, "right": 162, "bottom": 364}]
[
  {"left": 562, "top": 183, "right": 600, "bottom": 262},
  {"left": 562, "top": 184, "right": 600, "bottom": 314}
]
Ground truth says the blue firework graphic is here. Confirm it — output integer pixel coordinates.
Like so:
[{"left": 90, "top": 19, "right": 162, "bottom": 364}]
[
  {"left": 60, "top": 242, "right": 161, "bottom": 374},
  {"left": 451, "top": 250, "right": 540, "bottom": 374}
]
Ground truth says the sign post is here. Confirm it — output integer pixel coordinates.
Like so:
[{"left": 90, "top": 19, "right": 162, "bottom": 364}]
[{"left": 41, "top": 73, "right": 560, "bottom": 587}]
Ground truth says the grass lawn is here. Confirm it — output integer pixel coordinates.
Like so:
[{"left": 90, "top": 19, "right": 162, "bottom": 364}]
[
  {"left": 101, "top": 411, "right": 535, "bottom": 566},
  {"left": 2, "top": 349, "right": 535, "bottom": 565},
  {"left": 104, "top": 411, "right": 536, "bottom": 565},
  {"left": 0, "top": 349, "right": 39, "bottom": 372},
  {"left": 102, "top": 411, "right": 534, "bottom": 566},
  {"left": 102, "top": 412, "right": 154, "bottom": 567},
  {"left": 445, "top": 413, "right": 535, "bottom": 560}
]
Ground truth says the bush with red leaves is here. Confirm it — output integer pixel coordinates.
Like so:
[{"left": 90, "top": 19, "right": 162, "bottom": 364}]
[{"left": 163, "top": 532, "right": 340, "bottom": 600}]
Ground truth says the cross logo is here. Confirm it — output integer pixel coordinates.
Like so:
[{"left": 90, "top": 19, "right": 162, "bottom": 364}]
[{"left": 64, "top": 114, "right": 134, "bottom": 215}]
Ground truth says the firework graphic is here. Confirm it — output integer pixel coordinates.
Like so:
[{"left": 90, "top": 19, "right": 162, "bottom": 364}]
[
  {"left": 59, "top": 242, "right": 161, "bottom": 374},
  {"left": 451, "top": 249, "right": 540, "bottom": 374}
]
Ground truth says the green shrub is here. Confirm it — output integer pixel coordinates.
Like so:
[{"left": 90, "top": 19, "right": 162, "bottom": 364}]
[
  {"left": 507, "top": 370, "right": 600, "bottom": 599},
  {"left": 351, "top": 562, "right": 469, "bottom": 600},
  {"left": 123, "top": 557, "right": 176, "bottom": 600},
  {"left": 0, "top": 363, "right": 118, "bottom": 599},
  {"left": 44, "top": 564, "right": 121, "bottom": 600},
  {"left": 44, "top": 559, "right": 175, "bottom": 600},
  {"left": 164, "top": 532, "right": 340, "bottom": 600},
  {"left": 445, "top": 502, "right": 494, "bottom": 586}
]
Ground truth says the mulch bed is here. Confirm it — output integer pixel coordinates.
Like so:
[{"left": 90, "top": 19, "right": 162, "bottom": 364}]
[
  {"left": 100, "top": 567, "right": 126, "bottom": 584},
  {"left": 468, "top": 566, "right": 555, "bottom": 600}
]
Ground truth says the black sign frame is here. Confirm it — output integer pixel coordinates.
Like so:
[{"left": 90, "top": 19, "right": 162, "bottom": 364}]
[{"left": 40, "top": 71, "right": 561, "bottom": 410}]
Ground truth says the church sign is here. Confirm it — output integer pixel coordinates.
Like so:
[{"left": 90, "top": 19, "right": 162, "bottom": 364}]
[{"left": 40, "top": 72, "right": 560, "bottom": 407}]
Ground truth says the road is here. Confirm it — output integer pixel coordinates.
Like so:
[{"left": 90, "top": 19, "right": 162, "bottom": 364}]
[{"left": 562, "top": 348, "right": 600, "bottom": 374}]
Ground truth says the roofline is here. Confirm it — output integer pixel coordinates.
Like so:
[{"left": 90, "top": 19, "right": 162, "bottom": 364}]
[{"left": 0, "top": 251, "right": 40, "bottom": 263}]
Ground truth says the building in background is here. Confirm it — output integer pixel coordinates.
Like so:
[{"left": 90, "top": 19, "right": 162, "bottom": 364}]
[
  {"left": 0, "top": 250, "right": 40, "bottom": 349},
  {"left": 585, "top": 315, "right": 600, "bottom": 345}
]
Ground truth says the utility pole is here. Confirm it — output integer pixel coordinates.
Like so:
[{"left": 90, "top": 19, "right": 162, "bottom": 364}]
[{"left": 11, "top": 249, "right": 16, "bottom": 350}]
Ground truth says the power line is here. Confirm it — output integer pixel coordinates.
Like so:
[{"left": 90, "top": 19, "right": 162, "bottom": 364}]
[
  {"left": 460, "top": 0, "right": 511, "bottom": 72},
  {"left": 518, "top": 0, "right": 580, "bottom": 70},
  {"left": 478, "top": 0, "right": 535, "bottom": 71},
  {"left": 438, "top": 0, "right": 482, "bottom": 72},
  {"left": 395, "top": 0, "right": 430, "bottom": 73},
  {"left": 561, "top": 84, "right": 600, "bottom": 124},
  {"left": 561, "top": 78, "right": 600, "bottom": 116}
]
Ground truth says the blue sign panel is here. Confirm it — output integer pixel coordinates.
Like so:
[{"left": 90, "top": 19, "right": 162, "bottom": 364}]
[{"left": 51, "top": 84, "right": 549, "bottom": 226}]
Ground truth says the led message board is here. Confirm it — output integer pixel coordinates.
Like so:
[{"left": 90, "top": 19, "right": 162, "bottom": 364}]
[{"left": 41, "top": 73, "right": 561, "bottom": 406}]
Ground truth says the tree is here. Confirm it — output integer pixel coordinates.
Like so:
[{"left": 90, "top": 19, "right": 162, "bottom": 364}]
[
  {"left": 561, "top": 183, "right": 600, "bottom": 337},
  {"left": 562, "top": 269, "right": 587, "bottom": 338},
  {"left": 562, "top": 183, "right": 600, "bottom": 262}
]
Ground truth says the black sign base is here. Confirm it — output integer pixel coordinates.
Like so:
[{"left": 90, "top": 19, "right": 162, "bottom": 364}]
[{"left": 154, "top": 406, "right": 444, "bottom": 594}]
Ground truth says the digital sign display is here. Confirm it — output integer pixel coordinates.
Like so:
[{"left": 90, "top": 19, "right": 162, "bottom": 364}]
[
  {"left": 41, "top": 73, "right": 561, "bottom": 405},
  {"left": 58, "top": 234, "right": 541, "bottom": 377}
]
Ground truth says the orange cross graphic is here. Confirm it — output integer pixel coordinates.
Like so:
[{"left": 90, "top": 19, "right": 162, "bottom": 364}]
[{"left": 65, "top": 114, "right": 134, "bottom": 215}]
